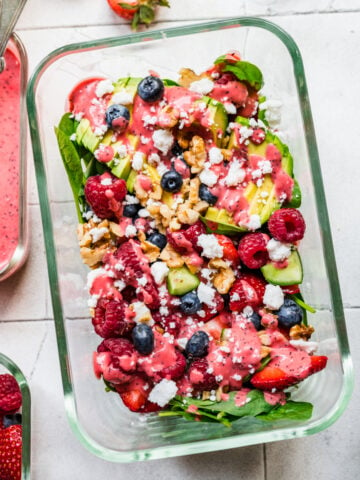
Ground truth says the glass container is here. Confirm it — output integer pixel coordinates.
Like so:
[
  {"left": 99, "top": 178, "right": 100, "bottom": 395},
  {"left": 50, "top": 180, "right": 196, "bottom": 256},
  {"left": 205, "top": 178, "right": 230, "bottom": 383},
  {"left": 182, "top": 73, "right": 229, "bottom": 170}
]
[
  {"left": 0, "top": 33, "right": 29, "bottom": 281},
  {"left": 0, "top": 353, "right": 31, "bottom": 479},
  {"left": 26, "top": 18, "right": 353, "bottom": 462}
]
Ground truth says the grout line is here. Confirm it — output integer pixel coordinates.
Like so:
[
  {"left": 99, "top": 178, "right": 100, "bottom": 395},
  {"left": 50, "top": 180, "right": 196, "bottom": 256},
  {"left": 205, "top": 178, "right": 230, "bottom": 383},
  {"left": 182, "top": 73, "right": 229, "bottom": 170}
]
[
  {"left": 29, "top": 324, "right": 49, "bottom": 380},
  {"left": 263, "top": 444, "right": 268, "bottom": 480},
  {"left": 15, "top": 8, "right": 360, "bottom": 32}
]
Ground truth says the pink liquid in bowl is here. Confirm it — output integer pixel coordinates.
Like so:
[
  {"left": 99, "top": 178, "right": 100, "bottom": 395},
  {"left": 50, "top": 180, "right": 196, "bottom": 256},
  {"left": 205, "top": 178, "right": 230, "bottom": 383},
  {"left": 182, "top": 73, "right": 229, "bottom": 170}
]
[{"left": 0, "top": 41, "right": 27, "bottom": 276}]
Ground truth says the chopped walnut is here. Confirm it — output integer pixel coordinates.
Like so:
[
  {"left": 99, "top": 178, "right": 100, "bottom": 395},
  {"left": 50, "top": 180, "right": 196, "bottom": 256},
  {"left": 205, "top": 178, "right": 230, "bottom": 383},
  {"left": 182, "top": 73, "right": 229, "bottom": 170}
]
[
  {"left": 193, "top": 200, "right": 209, "bottom": 213},
  {"left": 159, "top": 243, "right": 184, "bottom": 268},
  {"left": 213, "top": 267, "right": 235, "bottom": 294},
  {"left": 80, "top": 244, "right": 112, "bottom": 268},
  {"left": 177, "top": 130, "right": 191, "bottom": 149},
  {"left": 289, "top": 323, "right": 315, "bottom": 340},
  {"left": 257, "top": 331, "right": 271, "bottom": 346},
  {"left": 141, "top": 240, "right": 161, "bottom": 263},
  {"left": 189, "top": 177, "right": 200, "bottom": 205},
  {"left": 158, "top": 104, "right": 179, "bottom": 128},
  {"left": 77, "top": 219, "right": 115, "bottom": 267},
  {"left": 221, "top": 149, "right": 233, "bottom": 161},
  {"left": 178, "top": 68, "right": 203, "bottom": 88},
  {"left": 201, "top": 390, "right": 211, "bottom": 401},
  {"left": 183, "top": 135, "right": 207, "bottom": 174},
  {"left": 177, "top": 203, "right": 200, "bottom": 225}
]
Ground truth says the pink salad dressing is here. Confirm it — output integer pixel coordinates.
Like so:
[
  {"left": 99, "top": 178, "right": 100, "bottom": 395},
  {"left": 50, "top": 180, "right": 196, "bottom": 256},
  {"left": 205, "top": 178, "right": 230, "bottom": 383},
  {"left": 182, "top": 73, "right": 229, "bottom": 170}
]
[{"left": 0, "top": 46, "right": 22, "bottom": 272}]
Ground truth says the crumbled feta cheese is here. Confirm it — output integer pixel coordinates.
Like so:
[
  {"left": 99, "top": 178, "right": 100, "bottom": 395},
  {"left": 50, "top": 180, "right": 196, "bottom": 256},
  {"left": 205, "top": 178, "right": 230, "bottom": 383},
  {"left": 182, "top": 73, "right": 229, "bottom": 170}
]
[
  {"left": 74, "top": 112, "right": 84, "bottom": 122},
  {"left": 114, "top": 279, "right": 126, "bottom": 291},
  {"left": 289, "top": 339, "right": 319, "bottom": 354},
  {"left": 148, "top": 152, "right": 161, "bottom": 165},
  {"left": 177, "top": 338, "right": 188, "bottom": 350},
  {"left": 88, "top": 294, "right": 100, "bottom": 308},
  {"left": 263, "top": 284, "right": 284, "bottom": 310},
  {"left": 70, "top": 133, "right": 76, "bottom": 141},
  {"left": 198, "top": 234, "right": 223, "bottom": 259},
  {"left": 246, "top": 214, "right": 261, "bottom": 231},
  {"left": 111, "top": 91, "right": 133, "bottom": 105},
  {"left": 156, "top": 162, "right": 169, "bottom": 176},
  {"left": 115, "top": 144, "right": 128, "bottom": 158},
  {"left": 94, "top": 125, "right": 108, "bottom": 137},
  {"left": 89, "top": 227, "right": 108, "bottom": 243},
  {"left": 225, "top": 160, "right": 246, "bottom": 186},
  {"left": 208, "top": 147, "right": 223, "bottom": 165},
  {"left": 132, "top": 151, "right": 145, "bottom": 171},
  {"left": 95, "top": 79, "right": 114, "bottom": 97},
  {"left": 125, "top": 194, "right": 140, "bottom": 205},
  {"left": 138, "top": 277, "right": 148, "bottom": 287},
  {"left": 100, "top": 176, "right": 113, "bottom": 186},
  {"left": 239, "top": 125, "right": 254, "bottom": 143},
  {"left": 266, "top": 238, "right": 291, "bottom": 262},
  {"left": 140, "top": 135, "right": 150, "bottom": 145},
  {"left": 259, "top": 160, "right": 273, "bottom": 174},
  {"left": 87, "top": 268, "right": 107, "bottom": 290},
  {"left": 201, "top": 268, "right": 215, "bottom": 282},
  {"left": 224, "top": 102, "right": 237, "bottom": 115},
  {"left": 131, "top": 301, "right": 153, "bottom": 324},
  {"left": 159, "top": 306, "right": 169, "bottom": 316},
  {"left": 232, "top": 374, "right": 242, "bottom": 381},
  {"left": 125, "top": 224, "right": 137, "bottom": 238},
  {"left": 143, "top": 115, "right": 157, "bottom": 126},
  {"left": 138, "top": 208, "right": 150, "bottom": 218},
  {"left": 231, "top": 292, "right": 240, "bottom": 302},
  {"left": 189, "top": 78, "right": 214, "bottom": 95},
  {"left": 197, "top": 101, "right": 207, "bottom": 112},
  {"left": 148, "top": 379, "right": 178, "bottom": 407},
  {"left": 152, "top": 129, "right": 174, "bottom": 155},
  {"left": 151, "top": 262, "right": 169, "bottom": 285},
  {"left": 197, "top": 282, "right": 216, "bottom": 307},
  {"left": 199, "top": 168, "right": 218, "bottom": 187},
  {"left": 243, "top": 306, "right": 254, "bottom": 317},
  {"left": 260, "top": 99, "right": 282, "bottom": 127}
]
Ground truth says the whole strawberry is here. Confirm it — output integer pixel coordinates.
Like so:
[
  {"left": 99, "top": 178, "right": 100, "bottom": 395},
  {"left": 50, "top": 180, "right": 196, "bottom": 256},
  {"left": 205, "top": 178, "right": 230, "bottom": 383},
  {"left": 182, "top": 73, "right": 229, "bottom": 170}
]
[
  {"left": 0, "top": 425, "right": 22, "bottom": 480},
  {"left": 107, "top": 0, "right": 170, "bottom": 30},
  {"left": 0, "top": 375, "right": 22, "bottom": 415}
]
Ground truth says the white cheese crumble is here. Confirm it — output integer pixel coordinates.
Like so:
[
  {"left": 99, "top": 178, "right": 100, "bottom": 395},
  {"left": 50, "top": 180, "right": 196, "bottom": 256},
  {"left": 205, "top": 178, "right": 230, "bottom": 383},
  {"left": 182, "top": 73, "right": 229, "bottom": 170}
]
[
  {"left": 197, "top": 282, "right": 216, "bottom": 307},
  {"left": 100, "top": 177, "right": 112, "bottom": 186},
  {"left": 115, "top": 144, "right": 128, "bottom": 158},
  {"left": 225, "top": 160, "right": 246, "bottom": 186},
  {"left": 152, "top": 129, "right": 174, "bottom": 155},
  {"left": 189, "top": 78, "right": 214, "bottom": 95},
  {"left": 260, "top": 99, "right": 282, "bottom": 127},
  {"left": 143, "top": 114, "right": 157, "bottom": 126},
  {"left": 266, "top": 238, "right": 291, "bottom": 262},
  {"left": 199, "top": 168, "right": 218, "bottom": 187},
  {"left": 74, "top": 112, "right": 84, "bottom": 122},
  {"left": 258, "top": 160, "right": 273, "bottom": 175},
  {"left": 246, "top": 214, "right": 261, "bottom": 231},
  {"left": 208, "top": 147, "right": 223, "bottom": 165},
  {"left": 263, "top": 284, "right": 284, "bottom": 310},
  {"left": 86, "top": 267, "right": 107, "bottom": 290},
  {"left": 125, "top": 224, "right": 137, "bottom": 238},
  {"left": 177, "top": 338, "right": 188, "bottom": 350},
  {"left": 224, "top": 102, "right": 237, "bottom": 114},
  {"left": 151, "top": 262, "right": 169, "bottom": 285},
  {"left": 70, "top": 133, "right": 76, "bottom": 141},
  {"left": 94, "top": 125, "right": 108, "bottom": 137},
  {"left": 289, "top": 339, "right": 319, "bottom": 354},
  {"left": 88, "top": 294, "right": 100, "bottom": 308},
  {"left": 148, "top": 152, "right": 161, "bottom": 165},
  {"left": 95, "top": 79, "right": 114, "bottom": 98},
  {"left": 114, "top": 279, "right": 126, "bottom": 291},
  {"left": 125, "top": 194, "right": 140, "bottom": 205},
  {"left": 148, "top": 379, "right": 178, "bottom": 407},
  {"left": 130, "top": 301, "right": 153, "bottom": 324},
  {"left": 111, "top": 91, "right": 133, "bottom": 105},
  {"left": 132, "top": 151, "right": 145, "bottom": 171},
  {"left": 239, "top": 125, "right": 254, "bottom": 143},
  {"left": 89, "top": 227, "right": 108, "bottom": 243},
  {"left": 198, "top": 234, "right": 223, "bottom": 259}
]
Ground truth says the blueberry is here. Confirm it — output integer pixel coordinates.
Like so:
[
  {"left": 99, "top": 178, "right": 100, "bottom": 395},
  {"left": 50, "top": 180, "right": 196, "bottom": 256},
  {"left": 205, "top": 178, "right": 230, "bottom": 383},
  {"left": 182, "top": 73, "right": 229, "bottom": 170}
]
[
  {"left": 199, "top": 183, "right": 218, "bottom": 205},
  {"left": 132, "top": 324, "right": 154, "bottom": 355},
  {"left": 171, "top": 142, "right": 184, "bottom": 157},
  {"left": 276, "top": 298, "right": 303, "bottom": 328},
  {"left": 105, "top": 104, "right": 130, "bottom": 131},
  {"left": 123, "top": 203, "right": 140, "bottom": 218},
  {"left": 180, "top": 291, "right": 201, "bottom": 315},
  {"left": 137, "top": 76, "right": 164, "bottom": 103},
  {"left": 147, "top": 232, "right": 167, "bottom": 250},
  {"left": 185, "top": 331, "right": 209, "bottom": 358},
  {"left": 249, "top": 311, "right": 262, "bottom": 331},
  {"left": 160, "top": 170, "right": 183, "bottom": 193},
  {"left": 3, "top": 414, "right": 22, "bottom": 428}
]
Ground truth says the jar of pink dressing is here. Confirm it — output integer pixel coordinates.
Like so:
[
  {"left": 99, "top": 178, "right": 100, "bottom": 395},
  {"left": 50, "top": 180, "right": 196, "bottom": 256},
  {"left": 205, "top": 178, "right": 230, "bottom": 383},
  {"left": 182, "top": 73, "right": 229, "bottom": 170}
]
[{"left": 0, "top": 33, "right": 29, "bottom": 281}]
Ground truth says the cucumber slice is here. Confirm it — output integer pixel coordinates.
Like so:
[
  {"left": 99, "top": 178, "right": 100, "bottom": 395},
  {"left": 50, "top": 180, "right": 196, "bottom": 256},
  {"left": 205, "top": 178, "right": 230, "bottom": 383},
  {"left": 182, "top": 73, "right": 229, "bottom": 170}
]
[
  {"left": 167, "top": 267, "right": 200, "bottom": 296},
  {"left": 261, "top": 250, "right": 303, "bottom": 286}
]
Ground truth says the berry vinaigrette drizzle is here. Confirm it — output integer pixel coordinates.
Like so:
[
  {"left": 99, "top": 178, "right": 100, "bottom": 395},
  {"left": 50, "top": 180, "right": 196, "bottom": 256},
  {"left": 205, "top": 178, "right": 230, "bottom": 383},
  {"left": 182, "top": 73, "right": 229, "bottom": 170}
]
[{"left": 0, "top": 46, "right": 21, "bottom": 272}]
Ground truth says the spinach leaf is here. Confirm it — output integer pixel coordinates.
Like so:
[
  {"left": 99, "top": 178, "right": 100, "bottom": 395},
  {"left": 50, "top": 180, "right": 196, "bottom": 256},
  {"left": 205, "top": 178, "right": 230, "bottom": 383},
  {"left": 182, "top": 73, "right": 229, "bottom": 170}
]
[
  {"left": 58, "top": 112, "right": 78, "bottom": 136},
  {"left": 223, "top": 61, "right": 264, "bottom": 91},
  {"left": 258, "top": 400, "right": 313, "bottom": 422}
]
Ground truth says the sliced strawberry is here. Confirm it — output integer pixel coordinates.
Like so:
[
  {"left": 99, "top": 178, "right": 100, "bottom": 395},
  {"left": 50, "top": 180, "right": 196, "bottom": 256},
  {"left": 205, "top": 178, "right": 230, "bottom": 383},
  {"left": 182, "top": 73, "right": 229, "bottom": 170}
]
[
  {"left": 309, "top": 355, "right": 328, "bottom": 374},
  {"left": 166, "top": 230, "right": 193, "bottom": 254},
  {"left": 184, "top": 221, "right": 207, "bottom": 253},
  {"left": 214, "top": 234, "right": 240, "bottom": 266},
  {"left": 0, "top": 424, "right": 22, "bottom": 480},
  {"left": 281, "top": 284, "right": 301, "bottom": 295},
  {"left": 202, "top": 312, "right": 232, "bottom": 340},
  {"left": 250, "top": 365, "right": 297, "bottom": 390},
  {"left": 194, "top": 291, "right": 225, "bottom": 321},
  {"left": 116, "top": 375, "right": 151, "bottom": 412},
  {"left": 229, "top": 273, "right": 266, "bottom": 312}
]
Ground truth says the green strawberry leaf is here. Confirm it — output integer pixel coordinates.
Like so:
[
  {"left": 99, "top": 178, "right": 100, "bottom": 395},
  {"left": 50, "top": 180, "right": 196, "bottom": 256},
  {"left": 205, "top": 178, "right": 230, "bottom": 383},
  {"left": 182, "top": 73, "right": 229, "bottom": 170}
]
[
  {"left": 139, "top": 5, "right": 155, "bottom": 24},
  {"left": 157, "top": 0, "right": 170, "bottom": 6},
  {"left": 223, "top": 61, "right": 264, "bottom": 91},
  {"left": 118, "top": 2, "right": 138, "bottom": 10},
  {"left": 131, "top": 11, "right": 140, "bottom": 30}
]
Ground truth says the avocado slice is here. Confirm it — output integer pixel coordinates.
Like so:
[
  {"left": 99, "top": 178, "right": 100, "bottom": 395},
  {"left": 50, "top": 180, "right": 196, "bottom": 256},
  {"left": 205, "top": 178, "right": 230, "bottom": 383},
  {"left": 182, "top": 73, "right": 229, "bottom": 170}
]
[
  {"left": 126, "top": 169, "right": 137, "bottom": 193},
  {"left": 167, "top": 267, "right": 200, "bottom": 296},
  {"left": 109, "top": 135, "right": 140, "bottom": 180},
  {"left": 202, "top": 96, "right": 228, "bottom": 146},
  {"left": 75, "top": 118, "right": 90, "bottom": 145},
  {"left": 112, "top": 77, "right": 142, "bottom": 102},
  {"left": 261, "top": 250, "right": 303, "bottom": 286},
  {"left": 201, "top": 207, "right": 246, "bottom": 235}
]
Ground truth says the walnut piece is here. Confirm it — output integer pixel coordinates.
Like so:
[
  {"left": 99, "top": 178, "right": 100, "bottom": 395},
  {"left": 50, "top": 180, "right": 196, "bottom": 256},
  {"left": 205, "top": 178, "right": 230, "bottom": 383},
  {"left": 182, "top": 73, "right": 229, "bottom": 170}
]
[
  {"left": 159, "top": 244, "right": 184, "bottom": 268},
  {"left": 183, "top": 135, "right": 207, "bottom": 174},
  {"left": 178, "top": 68, "right": 203, "bottom": 88},
  {"left": 213, "top": 267, "right": 236, "bottom": 294},
  {"left": 289, "top": 324, "right": 315, "bottom": 340}
]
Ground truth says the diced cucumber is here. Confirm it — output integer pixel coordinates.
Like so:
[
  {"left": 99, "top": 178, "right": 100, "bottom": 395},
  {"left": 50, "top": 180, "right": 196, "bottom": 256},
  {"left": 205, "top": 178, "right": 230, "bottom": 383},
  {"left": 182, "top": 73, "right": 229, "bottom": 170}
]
[
  {"left": 167, "top": 267, "right": 200, "bottom": 296},
  {"left": 261, "top": 250, "right": 303, "bottom": 286}
]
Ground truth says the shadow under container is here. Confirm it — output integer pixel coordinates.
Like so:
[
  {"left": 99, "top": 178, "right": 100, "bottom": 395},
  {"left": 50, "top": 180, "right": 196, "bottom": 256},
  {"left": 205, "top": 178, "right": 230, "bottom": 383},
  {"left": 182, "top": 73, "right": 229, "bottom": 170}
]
[
  {"left": 27, "top": 18, "right": 353, "bottom": 462},
  {"left": 0, "top": 33, "right": 29, "bottom": 281},
  {"left": 0, "top": 353, "right": 31, "bottom": 479}
]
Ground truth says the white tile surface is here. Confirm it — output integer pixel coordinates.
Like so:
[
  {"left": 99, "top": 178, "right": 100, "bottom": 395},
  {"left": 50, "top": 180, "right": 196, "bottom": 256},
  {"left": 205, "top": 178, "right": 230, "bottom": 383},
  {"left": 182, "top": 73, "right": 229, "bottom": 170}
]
[{"left": 1, "top": 2, "right": 359, "bottom": 478}]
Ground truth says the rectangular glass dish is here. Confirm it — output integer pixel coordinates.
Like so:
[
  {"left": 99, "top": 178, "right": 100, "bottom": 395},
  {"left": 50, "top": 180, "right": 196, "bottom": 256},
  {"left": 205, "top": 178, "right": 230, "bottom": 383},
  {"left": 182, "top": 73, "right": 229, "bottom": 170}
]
[
  {"left": 0, "top": 353, "right": 31, "bottom": 479},
  {"left": 27, "top": 18, "right": 353, "bottom": 462}
]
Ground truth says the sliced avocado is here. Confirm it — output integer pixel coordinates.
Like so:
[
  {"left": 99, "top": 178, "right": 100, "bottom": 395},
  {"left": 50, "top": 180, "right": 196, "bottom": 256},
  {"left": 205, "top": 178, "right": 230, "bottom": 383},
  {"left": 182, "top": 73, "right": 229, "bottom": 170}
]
[
  {"left": 203, "top": 96, "right": 228, "bottom": 146},
  {"left": 285, "top": 178, "right": 302, "bottom": 208},
  {"left": 112, "top": 77, "right": 142, "bottom": 102},
  {"left": 126, "top": 169, "right": 137, "bottom": 193},
  {"left": 111, "top": 157, "right": 131, "bottom": 180},
  {"left": 81, "top": 127, "right": 101, "bottom": 153},
  {"left": 75, "top": 118, "right": 90, "bottom": 145},
  {"left": 167, "top": 267, "right": 200, "bottom": 296},
  {"left": 201, "top": 207, "right": 246, "bottom": 235},
  {"left": 261, "top": 250, "right": 303, "bottom": 286}
]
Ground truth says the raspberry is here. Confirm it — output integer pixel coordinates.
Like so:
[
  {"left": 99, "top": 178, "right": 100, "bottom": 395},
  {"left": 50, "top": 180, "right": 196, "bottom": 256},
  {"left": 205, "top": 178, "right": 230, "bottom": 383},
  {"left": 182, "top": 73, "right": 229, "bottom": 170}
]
[
  {"left": 92, "top": 299, "right": 135, "bottom": 338},
  {"left": 229, "top": 273, "right": 266, "bottom": 312},
  {"left": 215, "top": 72, "right": 237, "bottom": 85},
  {"left": 268, "top": 208, "right": 306, "bottom": 243},
  {"left": 84, "top": 172, "right": 126, "bottom": 219},
  {"left": 184, "top": 221, "right": 207, "bottom": 252},
  {"left": 238, "top": 233, "right": 269, "bottom": 269},
  {"left": 166, "top": 230, "right": 193, "bottom": 254},
  {"left": 250, "top": 128, "right": 265, "bottom": 145},
  {"left": 158, "top": 350, "right": 186, "bottom": 381},
  {"left": 0, "top": 375, "right": 21, "bottom": 415},
  {"left": 97, "top": 337, "right": 137, "bottom": 378},
  {"left": 188, "top": 359, "right": 218, "bottom": 391},
  {"left": 153, "top": 312, "right": 183, "bottom": 336}
]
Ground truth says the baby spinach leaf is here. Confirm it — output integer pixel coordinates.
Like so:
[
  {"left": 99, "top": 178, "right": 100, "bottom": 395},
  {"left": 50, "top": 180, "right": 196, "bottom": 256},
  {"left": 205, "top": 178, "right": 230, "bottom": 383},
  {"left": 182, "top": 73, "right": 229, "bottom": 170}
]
[
  {"left": 223, "top": 61, "right": 264, "bottom": 91},
  {"left": 258, "top": 400, "right": 313, "bottom": 422}
]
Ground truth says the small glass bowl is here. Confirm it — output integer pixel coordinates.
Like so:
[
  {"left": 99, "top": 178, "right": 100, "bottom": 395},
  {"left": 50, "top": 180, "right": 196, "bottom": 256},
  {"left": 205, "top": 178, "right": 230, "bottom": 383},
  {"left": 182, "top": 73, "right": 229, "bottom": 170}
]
[
  {"left": 0, "top": 353, "right": 31, "bottom": 479},
  {"left": 0, "top": 33, "right": 29, "bottom": 281},
  {"left": 27, "top": 18, "right": 353, "bottom": 462}
]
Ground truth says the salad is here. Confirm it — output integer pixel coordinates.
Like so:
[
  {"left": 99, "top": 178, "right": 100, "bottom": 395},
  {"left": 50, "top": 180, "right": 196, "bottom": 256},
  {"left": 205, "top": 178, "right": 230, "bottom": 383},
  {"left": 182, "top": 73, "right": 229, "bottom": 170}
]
[{"left": 55, "top": 51, "right": 327, "bottom": 426}]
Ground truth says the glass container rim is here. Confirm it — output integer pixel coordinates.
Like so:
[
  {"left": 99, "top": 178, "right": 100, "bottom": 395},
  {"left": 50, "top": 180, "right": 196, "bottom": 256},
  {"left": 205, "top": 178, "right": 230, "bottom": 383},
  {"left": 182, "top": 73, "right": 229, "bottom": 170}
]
[{"left": 26, "top": 17, "right": 354, "bottom": 462}]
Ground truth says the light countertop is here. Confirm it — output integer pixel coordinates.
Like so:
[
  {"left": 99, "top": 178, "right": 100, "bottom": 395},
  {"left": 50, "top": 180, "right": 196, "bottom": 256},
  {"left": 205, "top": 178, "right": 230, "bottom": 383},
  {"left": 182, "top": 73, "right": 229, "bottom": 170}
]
[{"left": 1, "top": 1, "right": 360, "bottom": 478}]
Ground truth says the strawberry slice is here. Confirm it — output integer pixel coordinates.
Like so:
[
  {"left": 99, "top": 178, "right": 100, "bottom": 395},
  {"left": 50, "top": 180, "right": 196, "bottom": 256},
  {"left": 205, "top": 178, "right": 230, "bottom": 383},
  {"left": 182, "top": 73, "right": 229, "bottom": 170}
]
[
  {"left": 250, "top": 366, "right": 297, "bottom": 390},
  {"left": 116, "top": 375, "right": 151, "bottom": 412},
  {"left": 214, "top": 234, "right": 240, "bottom": 266},
  {"left": 229, "top": 273, "right": 266, "bottom": 312},
  {"left": 202, "top": 312, "right": 232, "bottom": 340},
  {"left": 309, "top": 355, "right": 328, "bottom": 374},
  {"left": 0, "top": 424, "right": 22, "bottom": 480}
]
